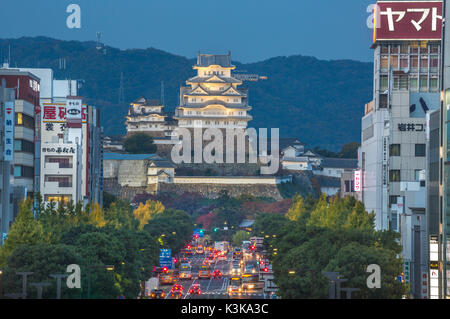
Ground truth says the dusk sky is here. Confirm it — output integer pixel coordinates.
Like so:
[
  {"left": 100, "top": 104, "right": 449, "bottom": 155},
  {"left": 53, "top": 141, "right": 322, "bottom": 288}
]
[{"left": 0, "top": 0, "right": 375, "bottom": 63}]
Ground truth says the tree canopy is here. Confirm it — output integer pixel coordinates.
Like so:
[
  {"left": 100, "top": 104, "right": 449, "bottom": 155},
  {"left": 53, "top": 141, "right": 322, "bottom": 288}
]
[{"left": 123, "top": 133, "right": 157, "bottom": 154}]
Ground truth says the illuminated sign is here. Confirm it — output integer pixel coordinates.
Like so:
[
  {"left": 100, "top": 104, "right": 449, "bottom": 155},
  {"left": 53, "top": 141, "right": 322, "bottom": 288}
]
[
  {"left": 374, "top": 1, "right": 442, "bottom": 42},
  {"left": 354, "top": 170, "right": 361, "bottom": 192},
  {"left": 3, "top": 102, "right": 15, "bottom": 161}
]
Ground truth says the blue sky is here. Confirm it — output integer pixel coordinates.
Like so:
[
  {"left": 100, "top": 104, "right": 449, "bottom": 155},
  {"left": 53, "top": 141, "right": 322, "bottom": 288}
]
[{"left": 0, "top": 0, "right": 375, "bottom": 63}]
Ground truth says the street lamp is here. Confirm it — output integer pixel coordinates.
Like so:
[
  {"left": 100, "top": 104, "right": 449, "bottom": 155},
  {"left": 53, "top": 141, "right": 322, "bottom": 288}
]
[
  {"left": 288, "top": 270, "right": 296, "bottom": 275},
  {"left": 87, "top": 265, "right": 114, "bottom": 299}
]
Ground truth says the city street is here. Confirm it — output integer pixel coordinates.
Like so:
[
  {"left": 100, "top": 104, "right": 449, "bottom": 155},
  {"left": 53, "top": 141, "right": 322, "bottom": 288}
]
[{"left": 159, "top": 252, "right": 266, "bottom": 300}]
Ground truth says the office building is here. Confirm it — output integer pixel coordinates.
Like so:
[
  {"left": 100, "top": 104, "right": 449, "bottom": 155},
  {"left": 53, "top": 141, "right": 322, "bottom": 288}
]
[{"left": 360, "top": 0, "right": 443, "bottom": 298}]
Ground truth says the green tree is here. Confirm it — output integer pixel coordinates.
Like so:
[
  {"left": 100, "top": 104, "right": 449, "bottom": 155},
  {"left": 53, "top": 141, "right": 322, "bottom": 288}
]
[
  {"left": 133, "top": 200, "right": 165, "bottom": 230},
  {"left": 123, "top": 133, "right": 157, "bottom": 154},
  {"left": 0, "top": 199, "right": 46, "bottom": 266},
  {"left": 232, "top": 230, "right": 251, "bottom": 247},
  {"left": 2, "top": 244, "right": 82, "bottom": 299},
  {"left": 285, "top": 195, "right": 308, "bottom": 221},
  {"left": 338, "top": 142, "right": 360, "bottom": 159},
  {"left": 105, "top": 200, "right": 139, "bottom": 230}
]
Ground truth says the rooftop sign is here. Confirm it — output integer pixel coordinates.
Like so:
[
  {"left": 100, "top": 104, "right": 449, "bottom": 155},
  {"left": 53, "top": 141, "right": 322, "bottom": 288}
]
[{"left": 373, "top": 1, "right": 442, "bottom": 42}]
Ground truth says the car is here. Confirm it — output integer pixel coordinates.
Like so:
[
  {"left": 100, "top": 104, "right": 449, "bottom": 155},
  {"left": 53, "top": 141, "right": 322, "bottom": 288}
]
[
  {"left": 233, "top": 248, "right": 242, "bottom": 259},
  {"left": 204, "top": 255, "right": 215, "bottom": 265},
  {"left": 245, "top": 263, "right": 257, "bottom": 274},
  {"left": 170, "top": 290, "right": 183, "bottom": 299},
  {"left": 198, "top": 265, "right": 211, "bottom": 279},
  {"left": 230, "top": 264, "right": 241, "bottom": 275},
  {"left": 212, "top": 269, "right": 222, "bottom": 279},
  {"left": 149, "top": 289, "right": 165, "bottom": 299},
  {"left": 228, "top": 277, "right": 242, "bottom": 296},
  {"left": 189, "top": 284, "right": 202, "bottom": 295},
  {"left": 170, "top": 284, "right": 183, "bottom": 298}
]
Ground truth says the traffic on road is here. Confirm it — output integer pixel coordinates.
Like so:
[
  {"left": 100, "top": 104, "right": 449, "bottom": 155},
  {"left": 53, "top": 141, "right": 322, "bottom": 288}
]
[{"left": 143, "top": 236, "right": 278, "bottom": 299}]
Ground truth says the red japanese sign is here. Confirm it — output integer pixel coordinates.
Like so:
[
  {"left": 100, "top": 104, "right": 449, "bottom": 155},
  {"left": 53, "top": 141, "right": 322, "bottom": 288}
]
[
  {"left": 374, "top": 1, "right": 442, "bottom": 42},
  {"left": 42, "top": 104, "right": 87, "bottom": 123}
]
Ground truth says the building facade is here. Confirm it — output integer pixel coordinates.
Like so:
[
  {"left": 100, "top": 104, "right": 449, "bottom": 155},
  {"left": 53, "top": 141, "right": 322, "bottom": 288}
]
[
  {"left": 125, "top": 97, "right": 174, "bottom": 138},
  {"left": 0, "top": 81, "right": 15, "bottom": 245},
  {"left": 0, "top": 68, "right": 40, "bottom": 220},
  {"left": 360, "top": 0, "right": 443, "bottom": 298},
  {"left": 174, "top": 52, "right": 252, "bottom": 129},
  {"left": 434, "top": 0, "right": 450, "bottom": 299},
  {"left": 40, "top": 98, "right": 103, "bottom": 206}
]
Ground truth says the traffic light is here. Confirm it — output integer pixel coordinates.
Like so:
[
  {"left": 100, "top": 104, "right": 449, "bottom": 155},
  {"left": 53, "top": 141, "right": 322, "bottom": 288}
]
[
  {"left": 250, "top": 245, "right": 255, "bottom": 251},
  {"left": 263, "top": 267, "right": 269, "bottom": 272},
  {"left": 214, "top": 228, "right": 218, "bottom": 232},
  {"left": 163, "top": 267, "right": 168, "bottom": 273},
  {"left": 187, "top": 245, "right": 191, "bottom": 249},
  {"left": 260, "top": 260, "right": 265, "bottom": 266},
  {"left": 194, "top": 234, "right": 199, "bottom": 239}
]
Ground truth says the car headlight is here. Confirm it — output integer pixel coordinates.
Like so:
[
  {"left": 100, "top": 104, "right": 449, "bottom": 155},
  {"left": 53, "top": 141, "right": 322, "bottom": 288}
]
[{"left": 248, "top": 284, "right": 254, "bottom": 289}]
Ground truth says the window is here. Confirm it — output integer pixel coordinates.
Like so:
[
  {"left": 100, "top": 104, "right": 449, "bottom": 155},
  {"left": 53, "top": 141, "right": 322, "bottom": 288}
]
[
  {"left": 430, "top": 55, "right": 439, "bottom": 69},
  {"left": 415, "top": 144, "right": 426, "bottom": 157},
  {"left": 15, "top": 112, "right": 34, "bottom": 129},
  {"left": 381, "top": 56, "right": 389, "bottom": 69},
  {"left": 410, "top": 75, "right": 418, "bottom": 91},
  {"left": 400, "top": 56, "right": 408, "bottom": 68},
  {"left": 390, "top": 55, "right": 399, "bottom": 68},
  {"left": 410, "top": 55, "right": 418, "bottom": 69},
  {"left": 44, "top": 194, "right": 72, "bottom": 204},
  {"left": 14, "top": 165, "right": 34, "bottom": 178},
  {"left": 17, "top": 112, "right": 23, "bottom": 125},
  {"left": 390, "top": 144, "right": 401, "bottom": 156},
  {"left": 45, "top": 175, "right": 72, "bottom": 188},
  {"left": 45, "top": 156, "right": 72, "bottom": 168},
  {"left": 14, "top": 139, "right": 34, "bottom": 154},
  {"left": 419, "top": 75, "right": 428, "bottom": 92},
  {"left": 430, "top": 76, "right": 439, "bottom": 92},
  {"left": 420, "top": 56, "right": 429, "bottom": 69},
  {"left": 345, "top": 181, "right": 350, "bottom": 193},
  {"left": 380, "top": 75, "right": 388, "bottom": 91},
  {"left": 350, "top": 181, "right": 355, "bottom": 192},
  {"left": 389, "top": 196, "right": 398, "bottom": 206},
  {"left": 389, "top": 170, "right": 401, "bottom": 182},
  {"left": 415, "top": 169, "right": 422, "bottom": 181},
  {"left": 379, "top": 94, "right": 388, "bottom": 108}
]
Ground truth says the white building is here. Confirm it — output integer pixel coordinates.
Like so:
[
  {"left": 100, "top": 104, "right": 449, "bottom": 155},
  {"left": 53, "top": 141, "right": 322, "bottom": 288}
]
[
  {"left": 40, "top": 141, "right": 82, "bottom": 204},
  {"left": 175, "top": 52, "right": 252, "bottom": 129},
  {"left": 125, "top": 97, "right": 175, "bottom": 137}
]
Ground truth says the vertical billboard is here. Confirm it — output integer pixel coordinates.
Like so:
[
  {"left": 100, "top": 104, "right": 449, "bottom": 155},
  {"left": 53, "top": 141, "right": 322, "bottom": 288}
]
[
  {"left": 66, "top": 97, "right": 83, "bottom": 128},
  {"left": 373, "top": 1, "right": 443, "bottom": 42},
  {"left": 354, "top": 170, "right": 361, "bottom": 192},
  {"left": 3, "top": 101, "right": 14, "bottom": 161}
]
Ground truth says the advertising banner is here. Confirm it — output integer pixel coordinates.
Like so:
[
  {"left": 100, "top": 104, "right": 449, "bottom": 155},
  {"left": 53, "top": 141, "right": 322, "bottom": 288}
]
[
  {"left": 374, "top": 1, "right": 442, "bottom": 42},
  {"left": 3, "top": 101, "right": 14, "bottom": 161}
]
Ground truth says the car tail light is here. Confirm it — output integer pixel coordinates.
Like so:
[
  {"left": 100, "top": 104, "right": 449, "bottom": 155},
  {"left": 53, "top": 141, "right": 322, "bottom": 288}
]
[{"left": 264, "top": 267, "right": 268, "bottom": 272}]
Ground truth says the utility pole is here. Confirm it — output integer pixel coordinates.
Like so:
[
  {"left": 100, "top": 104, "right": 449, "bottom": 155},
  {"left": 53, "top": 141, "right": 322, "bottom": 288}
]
[
  {"left": 118, "top": 72, "right": 125, "bottom": 105},
  {"left": 161, "top": 81, "right": 165, "bottom": 106}
]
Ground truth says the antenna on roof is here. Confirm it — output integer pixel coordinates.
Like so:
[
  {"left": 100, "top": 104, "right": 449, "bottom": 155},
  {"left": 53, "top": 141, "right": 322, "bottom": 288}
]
[
  {"left": 161, "top": 81, "right": 165, "bottom": 107},
  {"left": 96, "top": 32, "right": 102, "bottom": 50},
  {"left": 118, "top": 72, "right": 125, "bottom": 105},
  {"left": 8, "top": 44, "right": 11, "bottom": 65}
]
